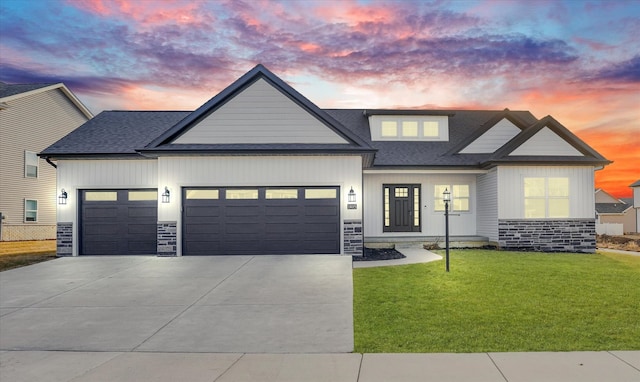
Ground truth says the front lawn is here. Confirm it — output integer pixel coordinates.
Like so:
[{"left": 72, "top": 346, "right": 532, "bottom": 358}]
[{"left": 353, "top": 250, "right": 640, "bottom": 353}]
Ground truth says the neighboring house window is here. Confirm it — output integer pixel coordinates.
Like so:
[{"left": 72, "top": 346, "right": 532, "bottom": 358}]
[
  {"left": 434, "top": 184, "right": 470, "bottom": 212},
  {"left": 24, "top": 199, "right": 38, "bottom": 222},
  {"left": 25, "top": 151, "right": 38, "bottom": 178},
  {"left": 524, "top": 177, "right": 569, "bottom": 218}
]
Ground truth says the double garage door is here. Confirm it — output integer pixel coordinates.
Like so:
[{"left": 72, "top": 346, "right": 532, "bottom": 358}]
[
  {"left": 80, "top": 187, "right": 340, "bottom": 256},
  {"left": 182, "top": 187, "right": 340, "bottom": 255}
]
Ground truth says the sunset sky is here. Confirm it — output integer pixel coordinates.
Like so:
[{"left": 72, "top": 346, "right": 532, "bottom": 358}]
[{"left": 1, "top": 0, "right": 638, "bottom": 197}]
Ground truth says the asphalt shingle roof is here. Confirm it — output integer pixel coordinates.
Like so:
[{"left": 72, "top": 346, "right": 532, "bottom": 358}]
[
  {"left": 40, "top": 111, "right": 190, "bottom": 156},
  {"left": 596, "top": 203, "right": 632, "bottom": 214},
  {"left": 0, "top": 82, "right": 55, "bottom": 99}
]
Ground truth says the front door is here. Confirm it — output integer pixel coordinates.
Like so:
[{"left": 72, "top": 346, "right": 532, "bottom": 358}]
[{"left": 383, "top": 184, "right": 421, "bottom": 232}]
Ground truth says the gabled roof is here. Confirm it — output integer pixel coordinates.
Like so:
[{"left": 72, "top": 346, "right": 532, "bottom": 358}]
[
  {"left": 485, "top": 115, "right": 610, "bottom": 167},
  {"left": 0, "top": 82, "right": 93, "bottom": 118},
  {"left": 595, "top": 203, "right": 633, "bottom": 214},
  {"left": 142, "top": 64, "right": 373, "bottom": 155},
  {"left": 630, "top": 180, "right": 640, "bottom": 188}
]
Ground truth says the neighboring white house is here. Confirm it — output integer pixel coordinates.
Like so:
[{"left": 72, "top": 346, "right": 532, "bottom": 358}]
[
  {"left": 0, "top": 82, "right": 93, "bottom": 241},
  {"left": 595, "top": 188, "right": 636, "bottom": 235},
  {"left": 40, "top": 65, "right": 611, "bottom": 256}
]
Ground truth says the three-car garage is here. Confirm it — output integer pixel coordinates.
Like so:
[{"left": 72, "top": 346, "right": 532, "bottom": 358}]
[{"left": 79, "top": 186, "right": 341, "bottom": 256}]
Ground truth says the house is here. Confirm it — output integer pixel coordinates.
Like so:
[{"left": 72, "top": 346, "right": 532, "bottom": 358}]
[
  {"left": 40, "top": 65, "right": 610, "bottom": 256},
  {"left": 0, "top": 82, "right": 93, "bottom": 241},
  {"left": 595, "top": 188, "right": 636, "bottom": 234},
  {"left": 632, "top": 180, "right": 640, "bottom": 234}
]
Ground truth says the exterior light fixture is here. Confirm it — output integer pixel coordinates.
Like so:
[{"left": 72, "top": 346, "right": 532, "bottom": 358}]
[
  {"left": 58, "top": 189, "right": 68, "bottom": 205},
  {"left": 161, "top": 187, "right": 170, "bottom": 203},
  {"left": 348, "top": 187, "right": 356, "bottom": 203},
  {"left": 443, "top": 188, "right": 451, "bottom": 272}
]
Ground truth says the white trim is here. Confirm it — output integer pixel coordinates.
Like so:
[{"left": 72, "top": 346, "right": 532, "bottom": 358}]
[
  {"left": 0, "top": 83, "right": 93, "bottom": 118},
  {"left": 364, "top": 169, "right": 488, "bottom": 174}
]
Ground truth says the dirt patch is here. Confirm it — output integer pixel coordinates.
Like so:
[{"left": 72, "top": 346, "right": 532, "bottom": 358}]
[{"left": 597, "top": 235, "right": 640, "bottom": 252}]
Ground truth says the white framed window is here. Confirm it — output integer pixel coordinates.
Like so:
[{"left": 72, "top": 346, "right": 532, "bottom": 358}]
[
  {"left": 524, "top": 177, "right": 569, "bottom": 218},
  {"left": 25, "top": 151, "right": 38, "bottom": 178},
  {"left": 24, "top": 199, "right": 38, "bottom": 222},
  {"left": 434, "top": 184, "right": 470, "bottom": 212},
  {"left": 369, "top": 115, "right": 449, "bottom": 141}
]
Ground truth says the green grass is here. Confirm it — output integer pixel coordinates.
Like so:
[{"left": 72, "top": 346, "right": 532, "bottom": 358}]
[{"left": 353, "top": 250, "right": 640, "bottom": 353}]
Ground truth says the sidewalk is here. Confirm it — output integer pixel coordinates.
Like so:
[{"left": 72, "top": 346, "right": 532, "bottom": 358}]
[{"left": 1, "top": 350, "right": 639, "bottom": 381}]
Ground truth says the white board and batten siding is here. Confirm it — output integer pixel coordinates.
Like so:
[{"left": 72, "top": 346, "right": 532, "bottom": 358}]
[
  {"left": 476, "top": 169, "right": 498, "bottom": 241},
  {"left": 0, "top": 88, "right": 90, "bottom": 232},
  {"left": 363, "top": 173, "right": 478, "bottom": 237},
  {"left": 173, "top": 78, "right": 348, "bottom": 144},
  {"left": 56, "top": 159, "right": 158, "bottom": 255},
  {"left": 497, "top": 166, "right": 595, "bottom": 219},
  {"left": 158, "top": 155, "right": 363, "bottom": 256},
  {"left": 459, "top": 118, "right": 521, "bottom": 154},
  {"left": 510, "top": 127, "right": 583, "bottom": 156}
]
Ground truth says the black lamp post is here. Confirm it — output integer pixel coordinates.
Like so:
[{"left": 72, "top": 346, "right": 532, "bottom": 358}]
[{"left": 443, "top": 188, "right": 451, "bottom": 272}]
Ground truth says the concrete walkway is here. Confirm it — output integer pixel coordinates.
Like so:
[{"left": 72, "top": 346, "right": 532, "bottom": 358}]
[
  {"left": 1, "top": 350, "right": 639, "bottom": 381},
  {"left": 598, "top": 247, "right": 640, "bottom": 257}
]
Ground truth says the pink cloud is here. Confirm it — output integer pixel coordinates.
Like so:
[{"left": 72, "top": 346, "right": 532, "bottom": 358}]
[{"left": 67, "top": 0, "right": 211, "bottom": 26}]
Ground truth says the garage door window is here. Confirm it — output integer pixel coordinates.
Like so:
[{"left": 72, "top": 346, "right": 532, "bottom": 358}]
[
  {"left": 128, "top": 190, "right": 157, "bottom": 201},
  {"left": 305, "top": 189, "right": 337, "bottom": 199},
  {"left": 266, "top": 189, "right": 298, "bottom": 199},
  {"left": 226, "top": 189, "right": 258, "bottom": 199},
  {"left": 186, "top": 189, "right": 219, "bottom": 199},
  {"left": 85, "top": 191, "right": 117, "bottom": 201}
]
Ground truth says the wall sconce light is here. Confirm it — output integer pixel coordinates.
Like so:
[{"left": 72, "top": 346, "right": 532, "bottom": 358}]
[
  {"left": 58, "top": 189, "right": 68, "bottom": 205},
  {"left": 161, "top": 187, "right": 170, "bottom": 203},
  {"left": 348, "top": 187, "right": 356, "bottom": 203},
  {"left": 347, "top": 187, "right": 357, "bottom": 209}
]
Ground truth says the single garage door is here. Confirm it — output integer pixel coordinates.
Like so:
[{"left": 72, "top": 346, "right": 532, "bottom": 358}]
[
  {"left": 80, "top": 189, "right": 158, "bottom": 255},
  {"left": 183, "top": 187, "right": 340, "bottom": 255}
]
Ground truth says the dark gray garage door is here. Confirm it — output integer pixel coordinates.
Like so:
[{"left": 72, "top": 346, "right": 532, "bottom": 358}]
[
  {"left": 183, "top": 187, "right": 340, "bottom": 255},
  {"left": 80, "top": 189, "right": 157, "bottom": 255}
]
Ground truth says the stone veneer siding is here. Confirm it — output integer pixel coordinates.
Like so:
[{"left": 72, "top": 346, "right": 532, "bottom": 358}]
[
  {"left": 56, "top": 222, "right": 73, "bottom": 256},
  {"left": 344, "top": 220, "right": 363, "bottom": 256},
  {"left": 157, "top": 222, "right": 177, "bottom": 256},
  {"left": 498, "top": 219, "right": 596, "bottom": 253}
]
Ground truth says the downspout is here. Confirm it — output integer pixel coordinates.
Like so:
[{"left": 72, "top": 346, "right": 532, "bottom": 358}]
[{"left": 45, "top": 157, "right": 57, "bottom": 169}]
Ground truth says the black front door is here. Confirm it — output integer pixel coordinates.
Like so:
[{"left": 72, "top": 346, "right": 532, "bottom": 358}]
[{"left": 383, "top": 184, "right": 421, "bottom": 232}]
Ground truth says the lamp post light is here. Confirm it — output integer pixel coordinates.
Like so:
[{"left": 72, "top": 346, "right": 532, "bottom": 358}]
[{"left": 443, "top": 188, "right": 451, "bottom": 272}]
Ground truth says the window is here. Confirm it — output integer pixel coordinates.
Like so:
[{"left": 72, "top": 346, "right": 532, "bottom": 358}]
[
  {"left": 25, "top": 151, "right": 38, "bottom": 178},
  {"left": 128, "top": 191, "right": 157, "bottom": 201},
  {"left": 226, "top": 189, "right": 258, "bottom": 199},
  {"left": 370, "top": 115, "right": 449, "bottom": 141},
  {"left": 186, "top": 189, "right": 219, "bottom": 199},
  {"left": 381, "top": 121, "right": 398, "bottom": 137},
  {"left": 84, "top": 191, "right": 117, "bottom": 201},
  {"left": 524, "top": 177, "right": 569, "bottom": 218},
  {"left": 24, "top": 199, "right": 37, "bottom": 222},
  {"left": 266, "top": 189, "right": 298, "bottom": 199},
  {"left": 305, "top": 188, "right": 337, "bottom": 199},
  {"left": 434, "top": 184, "right": 470, "bottom": 212}
]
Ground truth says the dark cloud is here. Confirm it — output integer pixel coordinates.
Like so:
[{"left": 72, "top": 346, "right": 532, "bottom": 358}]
[{"left": 591, "top": 55, "right": 640, "bottom": 83}]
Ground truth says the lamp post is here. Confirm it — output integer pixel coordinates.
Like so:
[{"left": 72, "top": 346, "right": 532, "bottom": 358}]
[{"left": 443, "top": 188, "right": 451, "bottom": 272}]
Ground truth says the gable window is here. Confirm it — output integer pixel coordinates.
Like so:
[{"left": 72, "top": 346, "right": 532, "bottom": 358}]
[
  {"left": 434, "top": 184, "right": 470, "bottom": 212},
  {"left": 369, "top": 115, "right": 449, "bottom": 141},
  {"left": 524, "top": 177, "right": 569, "bottom": 218},
  {"left": 25, "top": 199, "right": 38, "bottom": 222},
  {"left": 25, "top": 151, "right": 38, "bottom": 178}
]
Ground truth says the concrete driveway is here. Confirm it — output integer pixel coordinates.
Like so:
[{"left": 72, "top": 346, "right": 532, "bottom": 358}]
[{"left": 0, "top": 255, "right": 353, "bottom": 353}]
